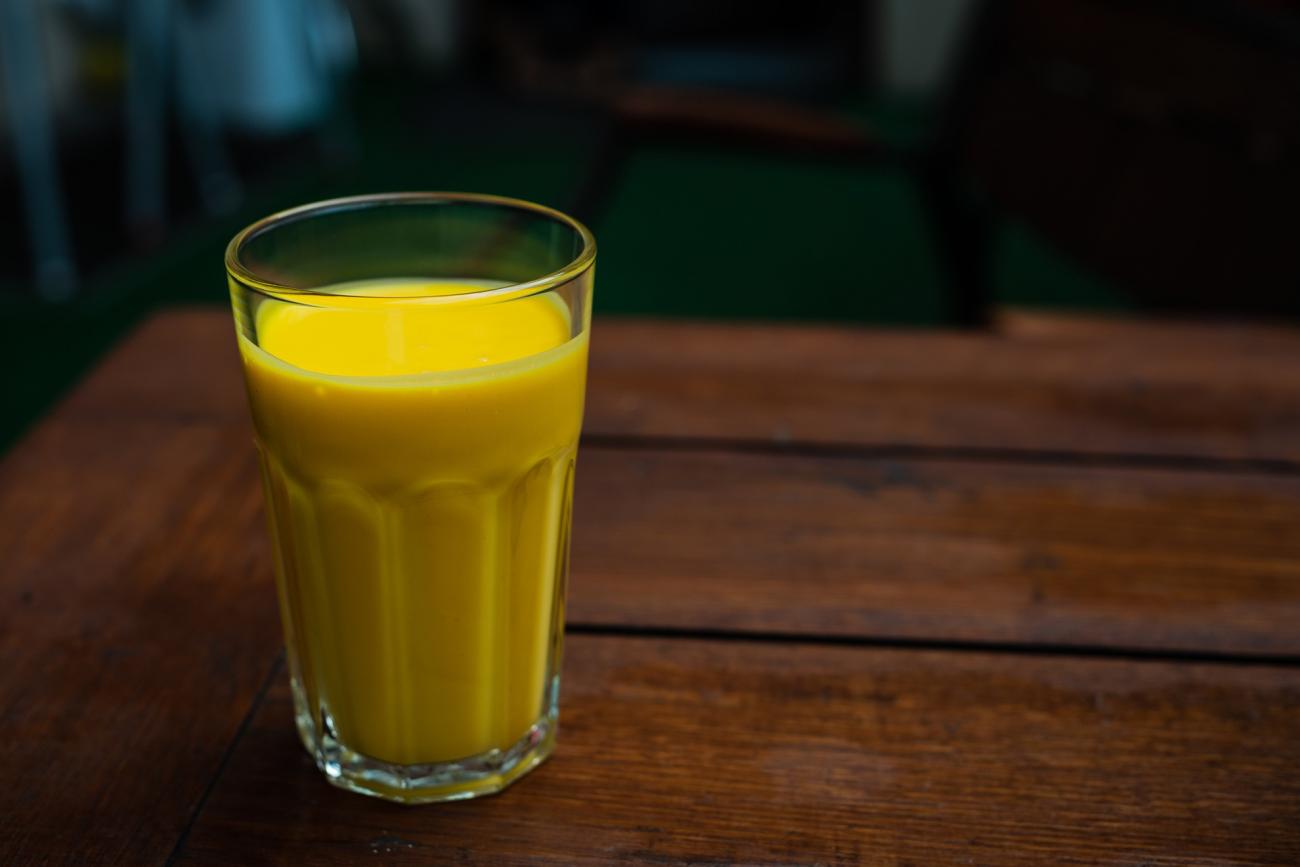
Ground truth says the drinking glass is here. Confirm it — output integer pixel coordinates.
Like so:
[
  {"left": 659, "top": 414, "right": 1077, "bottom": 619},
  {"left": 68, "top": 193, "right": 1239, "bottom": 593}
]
[{"left": 226, "top": 193, "right": 595, "bottom": 803}]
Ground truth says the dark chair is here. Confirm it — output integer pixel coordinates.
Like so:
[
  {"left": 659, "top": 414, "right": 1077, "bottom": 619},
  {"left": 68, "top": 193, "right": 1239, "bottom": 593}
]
[
  {"left": 936, "top": 0, "right": 1300, "bottom": 321},
  {"left": 573, "top": 0, "right": 1300, "bottom": 325}
]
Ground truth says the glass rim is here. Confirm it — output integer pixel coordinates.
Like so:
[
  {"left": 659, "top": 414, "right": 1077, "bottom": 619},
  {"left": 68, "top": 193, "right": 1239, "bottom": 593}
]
[{"left": 225, "top": 191, "right": 597, "bottom": 302}]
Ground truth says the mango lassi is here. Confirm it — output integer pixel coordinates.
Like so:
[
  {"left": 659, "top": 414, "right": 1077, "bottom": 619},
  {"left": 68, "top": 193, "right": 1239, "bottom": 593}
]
[{"left": 237, "top": 281, "right": 586, "bottom": 782}]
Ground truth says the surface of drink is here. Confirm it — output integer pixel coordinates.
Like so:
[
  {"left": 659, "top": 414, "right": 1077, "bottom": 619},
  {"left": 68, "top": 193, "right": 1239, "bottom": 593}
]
[{"left": 238, "top": 280, "right": 586, "bottom": 771}]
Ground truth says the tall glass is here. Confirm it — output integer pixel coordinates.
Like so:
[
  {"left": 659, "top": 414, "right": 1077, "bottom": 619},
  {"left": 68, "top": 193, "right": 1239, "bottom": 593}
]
[{"left": 225, "top": 193, "right": 595, "bottom": 803}]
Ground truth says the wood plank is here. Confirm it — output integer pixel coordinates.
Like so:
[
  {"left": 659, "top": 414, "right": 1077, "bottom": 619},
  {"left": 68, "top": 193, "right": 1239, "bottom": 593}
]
[
  {"left": 61, "top": 308, "right": 1300, "bottom": 462},
  {"left": 995, "top": 308, "right": 1300, "bottom": 341},
  {"left": 0, "top": 418, "right": 281, "bottom": 865},
  {"left": 173, "top": 635, "right": 1300, "bottom": 865},
  {"left": 584, "top": 316, "right": 1300, "bottom": 462},
  {"left": 4, "top": 416, "right": 1293, "bottom": 697},
  {"left": 60, "top": 308, "right": 247, "bottom": 422},
  {"left": 568, "top": 448, "right": 1300, "bottom": 655}
]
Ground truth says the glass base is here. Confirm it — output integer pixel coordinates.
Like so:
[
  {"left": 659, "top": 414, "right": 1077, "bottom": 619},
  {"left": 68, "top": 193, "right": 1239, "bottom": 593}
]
[{"left": 292, "top": 682, "right": 558, "bottom": 804}]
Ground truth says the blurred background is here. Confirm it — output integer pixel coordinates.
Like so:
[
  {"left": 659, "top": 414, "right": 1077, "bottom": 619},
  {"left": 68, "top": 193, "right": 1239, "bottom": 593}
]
[{"left": 1, "top": 0, "right": 1297, "bottom": 449}]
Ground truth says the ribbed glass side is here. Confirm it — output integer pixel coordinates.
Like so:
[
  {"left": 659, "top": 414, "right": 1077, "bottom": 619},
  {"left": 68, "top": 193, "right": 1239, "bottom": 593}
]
[{"left": 258, "top": 446, "right": 576, "bottom": 802}]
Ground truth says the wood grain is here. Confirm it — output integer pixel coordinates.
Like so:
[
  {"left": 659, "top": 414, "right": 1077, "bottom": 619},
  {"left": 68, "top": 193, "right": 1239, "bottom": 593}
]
[
  {"left": 584, "top": 316, "right": 1300, "bottom": 462},
  {"left": 59, "top": 308, "right": 246, "bottom": 422},
  {"left": 0, "top": 418, "right": 281, "bottom": 866},
  {"left": 568, "top": 447, "right": 1300, "bottom": 655},
  {"left": 174, "top": 635, "right": 1300, "bottom": 866},
  {"left": 61, "top": 308, "right": 1300, "bottom": 462}
]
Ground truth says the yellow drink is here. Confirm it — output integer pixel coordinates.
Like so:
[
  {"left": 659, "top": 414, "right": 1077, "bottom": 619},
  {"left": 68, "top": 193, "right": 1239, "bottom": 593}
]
[{"left": 239, "top": 281, "right": 586, "bottom": 769}]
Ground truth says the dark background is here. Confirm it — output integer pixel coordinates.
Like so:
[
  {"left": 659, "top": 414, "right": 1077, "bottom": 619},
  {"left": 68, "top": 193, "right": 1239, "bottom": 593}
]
[{"left": 2, "top": 0, "right": 1297, "bottom": 450}]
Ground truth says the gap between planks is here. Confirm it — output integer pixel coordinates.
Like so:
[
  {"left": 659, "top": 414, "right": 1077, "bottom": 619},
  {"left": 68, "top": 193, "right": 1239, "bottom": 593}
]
[
  {"left": 580, "top": 433, "right": 1300, "bottom": 478},
  {"left": 164, "top": 651, "right": 286, "bottom": 867}
]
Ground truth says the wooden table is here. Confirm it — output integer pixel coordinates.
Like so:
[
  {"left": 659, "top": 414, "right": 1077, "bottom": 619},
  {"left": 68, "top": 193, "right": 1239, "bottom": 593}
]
[{"left": 3, "top": 308, "right": 1299, "bottom": 865}]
